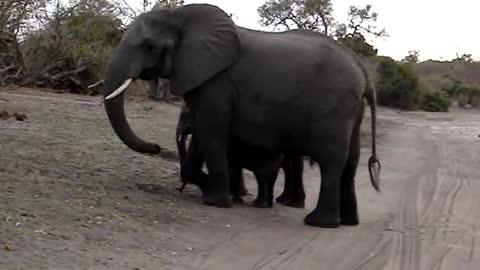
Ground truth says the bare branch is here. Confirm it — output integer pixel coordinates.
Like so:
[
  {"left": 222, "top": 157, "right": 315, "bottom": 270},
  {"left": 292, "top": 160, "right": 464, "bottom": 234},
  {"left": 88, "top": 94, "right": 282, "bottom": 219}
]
[{"left": 0, "top": 65, "right": 15, "bottom": 74}]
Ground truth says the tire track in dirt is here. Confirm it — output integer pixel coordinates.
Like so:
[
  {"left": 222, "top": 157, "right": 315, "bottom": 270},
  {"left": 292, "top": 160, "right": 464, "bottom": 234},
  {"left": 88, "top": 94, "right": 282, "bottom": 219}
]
[
  {"left": 407, "top": 121, "right": 480, "bottom": 270},
  {"left": 418, "top": 137, "right": 461, "bottom": 270},
  {"left": 357, "top": 126, "right": 434, "bottom": 270},
  {"left": 438, "top": 140, "right": 480, "bottom": 270},
  {"left": 387, "top": 149, "right": 423, "bottom": 270}
]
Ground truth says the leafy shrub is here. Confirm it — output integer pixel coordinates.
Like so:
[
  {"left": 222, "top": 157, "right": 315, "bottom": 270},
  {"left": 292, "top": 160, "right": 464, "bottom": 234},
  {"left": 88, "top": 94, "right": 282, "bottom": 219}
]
[
  {"left": 441, "top": 79, "right": 480, "bottom": 108},
  {"left": 441, "top": 79, "right": 467, "bottom": 97},
  {"left": 420, "top": 91, "right": 450, "bottom": 112},
  {"left": 18, "top": 4, "right": 123, "bottom": 93},
  {"left": 338, "top": 34, "right": 378, "bottom": 57},
  {"left": 376, "top": 57, "right": 422, "bottom": 110}
]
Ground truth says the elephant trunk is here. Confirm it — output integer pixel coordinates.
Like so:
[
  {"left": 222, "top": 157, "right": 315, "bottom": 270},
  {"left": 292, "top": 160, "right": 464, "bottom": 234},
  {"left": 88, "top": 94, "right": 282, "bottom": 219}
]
[
  {"left": 103, "top": 52, "right": 161, "bottom": 154},
  {"left": 176, "top": 126, "right": 187, "bottom": 162},
  {"left": 175, "top": 103, "right": 193, "bottom": 161}
]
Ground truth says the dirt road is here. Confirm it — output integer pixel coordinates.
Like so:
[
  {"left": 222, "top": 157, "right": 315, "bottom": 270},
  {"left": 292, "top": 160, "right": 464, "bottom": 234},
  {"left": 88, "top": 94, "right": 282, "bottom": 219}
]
[{"left": 1, "top": 88, "right": 480, "bottom": 270}]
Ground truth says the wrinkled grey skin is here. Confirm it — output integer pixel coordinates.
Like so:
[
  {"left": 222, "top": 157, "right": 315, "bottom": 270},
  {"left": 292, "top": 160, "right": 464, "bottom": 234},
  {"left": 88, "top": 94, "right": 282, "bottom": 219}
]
[
  {"left": 103, "top": 4, "right": 381, "bottom": 228},
  {"left": 175, "top": 102, "right": 306, "bottom": 208}
]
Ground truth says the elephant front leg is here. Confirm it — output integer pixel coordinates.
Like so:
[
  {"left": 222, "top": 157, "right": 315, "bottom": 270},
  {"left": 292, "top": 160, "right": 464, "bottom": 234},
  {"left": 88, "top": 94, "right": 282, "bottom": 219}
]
[
  {"left": 266, "top": 169, "right": 280, "bottom": 208},
  {"left": 252, "top": 159, "right": 280, "bottom": 208},
  {"left": 276, "top": 156, "right": 305, "bottom": 208},
  {"left": 197, "top": 139, "right": 232, "bottom": 208},
  {"left": 252, "top": 171, "right": 268, "bottom": 208},
  {"left": 181, "top": 137, "right": 208, "bottom": 191},
  {"left": 193, "top": 110, "right": 232, "bottom": 207},
  {"left": 229, "top": 164, "right": 245, "bottom": 204}
]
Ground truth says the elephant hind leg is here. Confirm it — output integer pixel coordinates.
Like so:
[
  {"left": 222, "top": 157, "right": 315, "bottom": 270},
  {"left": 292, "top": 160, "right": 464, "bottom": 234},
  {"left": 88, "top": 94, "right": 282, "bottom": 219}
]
[
  {"left": 304, "top": 140, "right": 349, "bottom": 228},
  {"left": 340, "top": 105, "right": 365, "bottom": 225},
  {"left": 339, "top": 136, "right": 360, "bottom": 226}
]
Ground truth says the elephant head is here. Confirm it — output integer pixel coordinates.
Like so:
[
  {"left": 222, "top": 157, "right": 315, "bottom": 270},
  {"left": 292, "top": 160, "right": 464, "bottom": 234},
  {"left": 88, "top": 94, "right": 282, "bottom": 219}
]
[{"left": 103, "top": 4, "right": 240, "bottom": 154}]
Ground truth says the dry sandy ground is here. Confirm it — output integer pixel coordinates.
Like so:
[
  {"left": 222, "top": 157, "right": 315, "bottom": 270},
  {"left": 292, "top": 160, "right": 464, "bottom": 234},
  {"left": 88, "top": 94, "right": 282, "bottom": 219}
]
[{"left": 1, "top": 87, "right": 480, "bottom": 270}]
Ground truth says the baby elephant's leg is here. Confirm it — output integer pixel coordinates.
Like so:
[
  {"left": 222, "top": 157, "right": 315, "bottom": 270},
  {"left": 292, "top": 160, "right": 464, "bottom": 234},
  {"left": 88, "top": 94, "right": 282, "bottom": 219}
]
[{"left": 252, "top": 157, "right": 282, "bottom": 208}]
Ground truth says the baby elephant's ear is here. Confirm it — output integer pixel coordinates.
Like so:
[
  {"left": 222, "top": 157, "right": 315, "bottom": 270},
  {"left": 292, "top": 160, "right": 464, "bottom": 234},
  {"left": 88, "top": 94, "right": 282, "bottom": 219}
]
[{"left": 170, "top": 4, "right": 240, "bottom": 95}]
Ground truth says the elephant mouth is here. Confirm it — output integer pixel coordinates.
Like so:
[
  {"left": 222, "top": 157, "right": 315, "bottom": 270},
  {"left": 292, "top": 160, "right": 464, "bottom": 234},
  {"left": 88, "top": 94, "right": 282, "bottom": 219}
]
[
  {"left": 139, "top": 68, "right": 160, "bottom": 80},
  {"left": 104, "top": 68, "right": 164, "bottom": 100}
]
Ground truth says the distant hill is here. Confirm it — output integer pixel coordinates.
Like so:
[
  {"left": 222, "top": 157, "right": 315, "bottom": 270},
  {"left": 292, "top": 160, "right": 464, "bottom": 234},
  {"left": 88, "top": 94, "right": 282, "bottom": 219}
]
[
  {"left": 364, "top": 57, "right": 480, "bottom": 92},
  {"left": 416, "top": 60, "right": 480, "bottom": 90}
]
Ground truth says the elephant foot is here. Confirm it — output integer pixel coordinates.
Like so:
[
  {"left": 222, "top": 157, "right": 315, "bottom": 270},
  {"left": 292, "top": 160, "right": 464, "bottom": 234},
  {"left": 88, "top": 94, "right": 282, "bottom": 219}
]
[
  {"left": 277, "top": 198, "right": 305, "bottom": 208},
  {"left": 340, "top": 194, "right": 359, "bottom": 226},
  {"left": 276, "top": 194, "right": 305, "bottom": 208},
  {"left": 304, "top": 210, "right": 340, "bottom": 228},
  {"left": 340, "top": 211, "right": 359, "bottom": 226},
  {"left": 252, "top": 198, "right": 270, "bottom": 208},
  {"left": 232, "top": 195, "right": 244, "bottom": 204},
  {"left": 340, "top": 217, "right": 359, "bottom": 226},
  {"left": 202, "top": 193, "right": 232, "bottom": 208},
  {"left": 275, "top": 192, "right": 287, "bottom": 204}
]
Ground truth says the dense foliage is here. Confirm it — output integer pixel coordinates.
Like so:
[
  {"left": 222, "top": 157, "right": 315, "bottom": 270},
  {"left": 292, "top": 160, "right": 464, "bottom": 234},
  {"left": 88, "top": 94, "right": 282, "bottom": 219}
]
[
  {"left": 420, "top": 91, "right": 451, "bottom": 112},
  {"left": 375, "top": 57, "right": 422, "bottom": 110},
  {"left": 0, "top": 0, "right": 181, "bottom": 95}
]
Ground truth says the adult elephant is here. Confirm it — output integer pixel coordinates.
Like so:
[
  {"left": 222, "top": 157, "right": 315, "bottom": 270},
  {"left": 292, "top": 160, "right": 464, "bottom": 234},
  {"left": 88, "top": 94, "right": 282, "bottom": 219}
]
[
  {"left": 102, "top": 4, "right": 381, "bottom": 228},
  {"left": 175, "top": 102, "right": 306, "bottom": 208}
]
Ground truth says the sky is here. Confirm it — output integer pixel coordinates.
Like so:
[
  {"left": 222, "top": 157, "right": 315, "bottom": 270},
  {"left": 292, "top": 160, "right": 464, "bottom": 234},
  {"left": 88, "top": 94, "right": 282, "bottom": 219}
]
[{"left": 129, "top": 0, "right": 479, "bottom": 61}]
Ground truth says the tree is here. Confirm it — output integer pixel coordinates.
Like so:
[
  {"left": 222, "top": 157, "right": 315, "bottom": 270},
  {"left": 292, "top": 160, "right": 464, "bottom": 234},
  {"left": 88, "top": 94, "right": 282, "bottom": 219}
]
[
  {"left": 335, "top": 4, "right": 386, "bottom": 39},
  {"left": 402, "top": 50, "right": 420, "bottom": 63},
  {"left": 0, "top": 0, "right": 126, "bottom": 92},
  {"left": 334, "top": 4, "right": 387, "bottom": 57},
  {"left": 146, "top": 0, "right": 184, "bottom": 9},
  {"left": 258, "top": 0, "right": 334, "bottom": 34},
  {"left": 454, "top": 53, "right": 474, "bottom": 63},
  {"left": 257, "top": 1, "right": 386, "bottom": 57},
  {"left": 337, "top": 33, "right": 377, "bottom": 57},
  {"left": 118, "top": 0, "right": 184, "bottom": 23},
  {"left": 0, "top": 0, "right": 50, "bottom": 78}
]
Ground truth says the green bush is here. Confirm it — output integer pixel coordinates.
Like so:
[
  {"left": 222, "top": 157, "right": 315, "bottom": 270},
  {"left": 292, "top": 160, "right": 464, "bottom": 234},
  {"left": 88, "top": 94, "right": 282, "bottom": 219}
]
[
  {"left": 20, "top": 7, "right": 123, "bottom": 93},
  {"left": 376, "top": 57, "right": 422, "bottom": 110},
  {"left": 441, "top": 79, "right": 480, "bottom": 108},
  {"left": 441, "top": 79, "right": 467, "bottom": 97},
  {"left": 420, "top": 91, "right": 451, "bottom": 112}
]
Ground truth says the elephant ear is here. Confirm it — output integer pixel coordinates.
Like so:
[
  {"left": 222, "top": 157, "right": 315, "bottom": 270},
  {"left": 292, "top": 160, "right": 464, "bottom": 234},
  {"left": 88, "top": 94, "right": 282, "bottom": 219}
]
[{"left": 170, "top": 4, "right": 240, "bottom": 95}]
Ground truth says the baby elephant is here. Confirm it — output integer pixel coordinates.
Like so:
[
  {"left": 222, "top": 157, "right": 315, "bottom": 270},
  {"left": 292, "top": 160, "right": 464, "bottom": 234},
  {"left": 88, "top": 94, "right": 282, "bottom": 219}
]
[{"left": 176, "top": 103, "right": 305, "bottom": 208}]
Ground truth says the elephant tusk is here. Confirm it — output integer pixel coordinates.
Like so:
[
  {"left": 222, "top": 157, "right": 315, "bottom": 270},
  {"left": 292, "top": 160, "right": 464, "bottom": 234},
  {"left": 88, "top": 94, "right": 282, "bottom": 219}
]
[{"left": 105, "top": 78, "right": 133, "bottom": 100}]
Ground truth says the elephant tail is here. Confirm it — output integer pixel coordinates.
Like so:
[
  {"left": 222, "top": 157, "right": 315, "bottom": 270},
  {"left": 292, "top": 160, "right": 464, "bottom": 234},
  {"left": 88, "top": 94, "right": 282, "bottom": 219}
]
[{"left": 364, "top": 76, "right": 381, "bottom": 192}]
